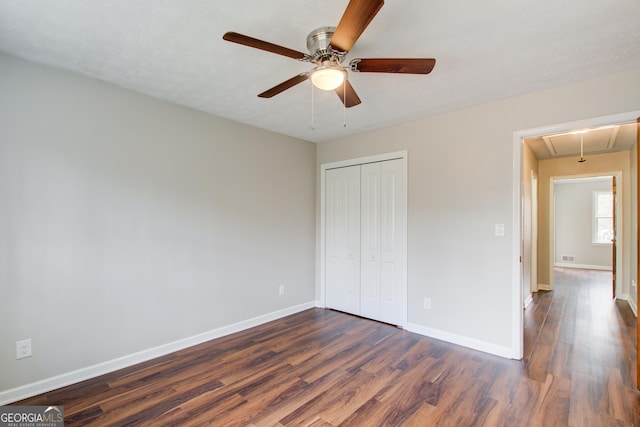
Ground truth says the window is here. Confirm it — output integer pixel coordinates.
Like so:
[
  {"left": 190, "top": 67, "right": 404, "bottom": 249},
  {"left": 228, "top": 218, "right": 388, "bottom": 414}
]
[{"left": 593, "top": 190, "right": 613, "bottom": 244}]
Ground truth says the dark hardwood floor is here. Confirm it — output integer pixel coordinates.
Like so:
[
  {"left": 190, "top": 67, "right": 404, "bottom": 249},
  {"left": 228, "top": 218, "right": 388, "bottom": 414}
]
[{"left": 15, "top": 268, "right": 640, "bottom": 426}]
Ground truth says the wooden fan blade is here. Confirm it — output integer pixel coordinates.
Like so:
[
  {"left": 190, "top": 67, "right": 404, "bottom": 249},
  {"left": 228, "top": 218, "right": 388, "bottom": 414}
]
[
  {"left": 223, "top": 32, "right": 308, "bottom": 60},
  {"left": 258, "top": 73, "right": 309, "bottom": 98},
  {"left": 334, "top": 80, "right": 362, "bottom": 108},
  {"left": 329, "top": 0, "right": 384, "bottom": 53},
  {"left": 351, "top": 58, "right": 436, "bottom": 74}
]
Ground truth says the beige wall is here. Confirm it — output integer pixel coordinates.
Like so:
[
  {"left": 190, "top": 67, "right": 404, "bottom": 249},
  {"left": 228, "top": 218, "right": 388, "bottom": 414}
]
[
  {"left": 0, "top": 53, "right": 316, "bottom": 395},
  {"left": 318, "top": 67, "right": 640, "bottom": 354},
  {"left": 2, "top": 49, "right": 639, "bottom": 398},
  {"left": 538, "top": 151, "right": 631, "bottom": 291}
]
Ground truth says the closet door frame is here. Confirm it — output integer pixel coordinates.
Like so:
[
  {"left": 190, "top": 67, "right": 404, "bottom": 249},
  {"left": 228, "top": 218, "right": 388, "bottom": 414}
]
[{"left": 320, "top": 151, "right": 408, "bottom": 327}]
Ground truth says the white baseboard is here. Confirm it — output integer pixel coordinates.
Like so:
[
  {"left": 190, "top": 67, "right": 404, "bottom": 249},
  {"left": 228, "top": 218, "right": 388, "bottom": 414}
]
[
  {"left": 617, "top": 293, "right": 638, "bottom": 317},
  {"left": 554, "top": 263, "right": 612, "bottom": 271},
  {"left": 0, "top": 301, "right": 316, "bottom": 405},
  {"left": 523, "top": 294, "right": 533, "bottom": 309},
  {"left": 404, "top": 322, "right": 516, "bottom": 359},
  {"left": 627, "top": 296, "right": 638, "bottom": 317},
  {"left": 538, "top": 283, "right": 551, "bottom": 291}
]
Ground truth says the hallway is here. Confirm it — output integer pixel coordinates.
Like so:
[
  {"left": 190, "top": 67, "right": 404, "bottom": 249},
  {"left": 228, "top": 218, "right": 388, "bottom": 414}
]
[{"left": 523, "top": 267, "right": 639, "bottom": 424}]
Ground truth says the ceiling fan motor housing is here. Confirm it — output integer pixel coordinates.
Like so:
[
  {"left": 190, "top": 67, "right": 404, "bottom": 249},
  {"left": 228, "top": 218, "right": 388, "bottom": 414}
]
[{"left": 306, "top": 27, "right": 345, "bottom": 63}]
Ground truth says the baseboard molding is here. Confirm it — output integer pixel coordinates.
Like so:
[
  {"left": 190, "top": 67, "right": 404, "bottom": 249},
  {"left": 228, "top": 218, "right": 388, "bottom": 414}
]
[
  {"left": 627, "top": 296, "right": 638, "bottom": 317},
  {"left": 554, "top": 263, "right": 612, "bottom": 271},
  {"left": 538, "top": 283, "right": 551, "bottom": 291},
  {"left": 404, "top": 322, "right": 516, "bottom": 359},
  {"left": 523, "top": 294, "right": 533, "bottom": 309},
  {"left": 0, "top": 301, "right": 316, "bottom": 405},
  {"left": 617, "top": 293, "right": 638, "bottom": 317}
]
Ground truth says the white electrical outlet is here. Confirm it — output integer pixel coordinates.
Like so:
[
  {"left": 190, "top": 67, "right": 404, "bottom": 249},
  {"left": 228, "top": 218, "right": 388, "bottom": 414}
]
[
  {"left": 279, "top": 285, "right": 285, "bottom": 296},
  {"left": 423, "top": 298, "right": 431, "bottom": 310},
  {"left": 16, "top": 339, "right": 32, "bottom": 359},
  {"left": 632, "top": 280, "right": 637, "bottom": 289}
]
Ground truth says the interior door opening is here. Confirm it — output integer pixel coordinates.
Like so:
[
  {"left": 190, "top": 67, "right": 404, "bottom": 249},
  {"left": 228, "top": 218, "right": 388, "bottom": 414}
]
[
  {"left": 515, "top": 110, "right": 639, "bottom": 386},
  {"left": 550, "top": 173, "right": 619, "bottom": 294}
]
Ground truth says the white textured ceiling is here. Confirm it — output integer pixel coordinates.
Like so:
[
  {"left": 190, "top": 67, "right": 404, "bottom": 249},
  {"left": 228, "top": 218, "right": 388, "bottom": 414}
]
[{"left": 1, "top": 0, "right": 639, "bottom": 143}]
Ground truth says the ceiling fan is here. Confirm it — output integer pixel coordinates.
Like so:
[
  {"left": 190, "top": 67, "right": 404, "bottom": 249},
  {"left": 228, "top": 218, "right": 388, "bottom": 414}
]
[{"left": 222, "top": 0, "right": 436, "bottom": 108}]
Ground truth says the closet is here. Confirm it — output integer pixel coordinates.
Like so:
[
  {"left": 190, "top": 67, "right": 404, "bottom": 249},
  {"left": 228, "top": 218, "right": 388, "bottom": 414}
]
[{"left": 325, "top": 158, "right": 406, "bottom": 326}]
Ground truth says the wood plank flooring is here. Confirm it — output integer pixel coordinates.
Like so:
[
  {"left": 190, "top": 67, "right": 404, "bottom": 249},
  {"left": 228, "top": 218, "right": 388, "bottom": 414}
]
[{"left": 14, "top": 268, "right": 640, "bottom": 426}]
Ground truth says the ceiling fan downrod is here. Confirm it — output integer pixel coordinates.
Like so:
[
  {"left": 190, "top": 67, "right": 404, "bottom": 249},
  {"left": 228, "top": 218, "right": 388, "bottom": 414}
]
[{"left": 578, "top": 134, "right": 586, "bottom": 163}]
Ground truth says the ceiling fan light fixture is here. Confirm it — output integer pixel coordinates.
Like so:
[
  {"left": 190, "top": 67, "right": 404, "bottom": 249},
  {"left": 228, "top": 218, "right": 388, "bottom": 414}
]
[
  {"left": 223, "top": 0, "right": 434, "bottom": 109},
  {"left": 310, "top": 65, "right": 346, "bottom": 91}
]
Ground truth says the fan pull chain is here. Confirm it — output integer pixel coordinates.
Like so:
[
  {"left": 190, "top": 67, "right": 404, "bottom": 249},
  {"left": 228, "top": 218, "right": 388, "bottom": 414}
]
[{"left": 343, "top": 82, "right": 347, "bottom": 128}]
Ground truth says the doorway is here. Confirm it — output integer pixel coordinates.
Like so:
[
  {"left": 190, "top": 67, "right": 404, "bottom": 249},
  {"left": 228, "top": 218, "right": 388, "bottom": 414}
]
[
  {"left": 513, "top": 110, "right": 639, "bottom": 379},
  {"left": 550, "top": 174, "right": 620, "bottom": 292}
]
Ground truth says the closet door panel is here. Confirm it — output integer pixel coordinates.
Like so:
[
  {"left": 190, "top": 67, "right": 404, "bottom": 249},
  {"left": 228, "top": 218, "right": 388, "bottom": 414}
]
[
  {"left": 325, "top": 166, "right": 361, "bottom": 315},
  {"left": 324, "top": 157, "right": 406, "bottom": 325},
  {"left": 378, "top": 159, "right": 406, "bottom": 325},
  {"left": 360, "top": 163, "right": 382, "bottom": 320}
]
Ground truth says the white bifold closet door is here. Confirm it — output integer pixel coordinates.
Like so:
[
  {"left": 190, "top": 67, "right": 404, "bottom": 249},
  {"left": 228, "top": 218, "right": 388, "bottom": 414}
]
[
  {"left": 325, "top": 158, "right": 406, "bottom": 326},
  {"left": 325, "top": 164, "right": 361, "bottom": 315}
]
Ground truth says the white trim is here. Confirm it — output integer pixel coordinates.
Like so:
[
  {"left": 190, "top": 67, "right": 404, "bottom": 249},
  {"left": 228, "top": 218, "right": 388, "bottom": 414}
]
[
  {"left": 319, "top": 151, "right": 408, "bottom": 327},
  {"left": 627, "top": 295, "right": 638, "bottom": 317},
  {"left": 512, "top": 132, "right": 524, "bottom": 359},
  {"left": 531, "top": 171, "right": 539, "bottom": 293},
  {"left": 322, "top": 151, "right": 407, "bottom": 171},
  {"left": 405, "top": 323, "right": 516, "bottom": 359},
  {"left": 523, "top": 294, "right": 533, "bottom": 309},
  {"left": 0, "top": 301, "right": 315, "bottom": 405},
  {"left": 514, "top": 111, "right": 640, "bottom": 141},
  {"left": 513, "top": 110, "right": 640, "bottom": 362},
  {"left": 549, "top": 176, "right": 556, "bottom": 291},
  {"left": 537, "top": 283, "right": 552, "bottom": 291},
  {"left": 554, "top": 263, "right": 612, "bottom": 271}
]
